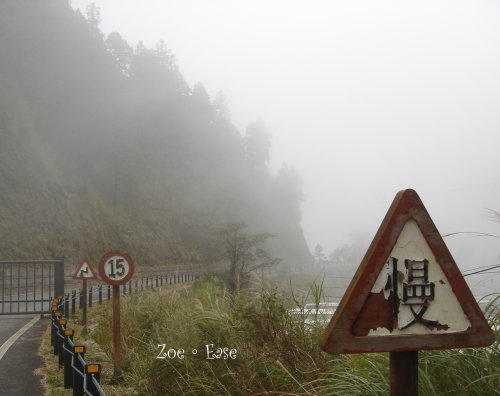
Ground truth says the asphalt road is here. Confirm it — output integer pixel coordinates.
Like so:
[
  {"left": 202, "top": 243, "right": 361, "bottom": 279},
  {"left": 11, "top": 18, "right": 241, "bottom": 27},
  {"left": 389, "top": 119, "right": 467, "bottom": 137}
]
[{"left": 0, "top": 315, "right": 47, "bottom": 395}]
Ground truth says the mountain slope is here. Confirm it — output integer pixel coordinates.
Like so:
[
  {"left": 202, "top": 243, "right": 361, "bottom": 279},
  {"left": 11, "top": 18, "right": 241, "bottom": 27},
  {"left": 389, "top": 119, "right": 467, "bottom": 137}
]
[{"left": 0, "top": 0, "right": 312, "bottom": 270}]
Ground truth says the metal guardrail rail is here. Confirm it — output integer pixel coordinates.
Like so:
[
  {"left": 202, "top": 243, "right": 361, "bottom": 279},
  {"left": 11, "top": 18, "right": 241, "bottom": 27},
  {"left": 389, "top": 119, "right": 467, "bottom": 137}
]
[
  {"left": 63, "top": 272, "right": 204, "bottom": 315},
  {"left": 51, "top": 298, "right": 105, "bottom": 396}
]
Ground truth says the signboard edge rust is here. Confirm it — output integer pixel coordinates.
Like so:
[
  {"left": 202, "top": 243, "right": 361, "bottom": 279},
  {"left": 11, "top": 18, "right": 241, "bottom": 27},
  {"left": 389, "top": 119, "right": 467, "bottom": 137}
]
[
  {"left": 320, "top": 188, "right": 495, "bottom": 355},
  {"left": 72, "top": 257, "right": 98, "bottom": 280},
  {"left": 98, "top": 250, "right": 135, "bottom": 286}
]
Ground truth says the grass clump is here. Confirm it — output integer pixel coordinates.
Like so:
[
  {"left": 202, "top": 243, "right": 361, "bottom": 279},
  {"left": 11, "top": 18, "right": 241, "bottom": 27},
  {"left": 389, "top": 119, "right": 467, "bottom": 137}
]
[
  {"left": 91, "top": 281, "right": 327, "bottom": 395},
  {"left": 87, "top": 283, "right": 499, "bottom": 395}
]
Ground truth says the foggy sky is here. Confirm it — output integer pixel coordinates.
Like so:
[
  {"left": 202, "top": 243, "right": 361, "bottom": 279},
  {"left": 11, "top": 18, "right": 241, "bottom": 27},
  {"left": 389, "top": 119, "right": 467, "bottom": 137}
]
[{"left": 70, "top": 0, "right": 500, "bottom": 295}]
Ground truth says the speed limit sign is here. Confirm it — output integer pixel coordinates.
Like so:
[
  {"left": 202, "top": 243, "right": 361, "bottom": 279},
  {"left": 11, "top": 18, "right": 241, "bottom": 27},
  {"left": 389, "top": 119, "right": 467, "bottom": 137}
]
[
  {"left": 98, "top": 250, "right": 135, "bottom": 381},
  {"left": 98, "top": 251, "right": 135, "bottom": 285}
]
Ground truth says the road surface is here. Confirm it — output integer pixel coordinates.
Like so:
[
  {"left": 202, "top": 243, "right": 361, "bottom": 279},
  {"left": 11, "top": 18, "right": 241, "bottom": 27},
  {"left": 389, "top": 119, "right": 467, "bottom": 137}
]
[{"left": 0, "top": 315, "right": 47, "bottom": 395}]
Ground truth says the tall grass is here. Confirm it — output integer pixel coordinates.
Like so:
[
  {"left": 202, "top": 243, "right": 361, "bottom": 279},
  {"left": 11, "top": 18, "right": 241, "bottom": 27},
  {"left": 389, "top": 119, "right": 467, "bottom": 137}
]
[
  {"left": 91, "top": 281, "right": 326, "bottom": 395},
  {"left": 309, "top": 294, "right": 500, "bottom": 396},
  {"left": 89, "top": 282, "right": 499, "bottom": 395}
]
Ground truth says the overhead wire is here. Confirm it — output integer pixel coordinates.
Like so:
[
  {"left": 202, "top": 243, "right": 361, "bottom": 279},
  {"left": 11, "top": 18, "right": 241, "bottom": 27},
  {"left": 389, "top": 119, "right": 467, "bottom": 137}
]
[
  {"left": 462, "top": 264, "right": 500, "bottom": 277},
  {"left": 442, "top": 231, "right": 500, "bottom": 239}
]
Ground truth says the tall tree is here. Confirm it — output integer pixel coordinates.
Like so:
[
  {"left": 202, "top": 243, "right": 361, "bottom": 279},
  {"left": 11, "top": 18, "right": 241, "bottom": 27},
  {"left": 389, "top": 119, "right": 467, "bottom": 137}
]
[
  {"left": 213, "top": 91, "right": 231, "bottom": 121},
  {"left": 105, "top": 32, "right": 133, "bottom": 76},
  {"left": 243, "top": 121, "right": 271, "bottom": 170},
  {"left": 217, "top": 222, "right": 280, "bottom": 294}
]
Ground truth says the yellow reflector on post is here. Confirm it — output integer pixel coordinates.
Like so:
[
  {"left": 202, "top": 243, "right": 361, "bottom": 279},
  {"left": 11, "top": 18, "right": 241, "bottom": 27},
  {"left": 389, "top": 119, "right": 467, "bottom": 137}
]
[
  {"left": 55, "top": 311, "right": 61, "bottom": 317},
  {"left": 74, "top": 346, "right": 85, "bottom": 354},
  {"left": 86, "top": 364, "right": 101, "bottom": 374},
  {"left": 59, "top": 319, "right": 67, "bottom": 326},
  {"left": 64, "top": 329, "right": 74, "bottom": 336}
]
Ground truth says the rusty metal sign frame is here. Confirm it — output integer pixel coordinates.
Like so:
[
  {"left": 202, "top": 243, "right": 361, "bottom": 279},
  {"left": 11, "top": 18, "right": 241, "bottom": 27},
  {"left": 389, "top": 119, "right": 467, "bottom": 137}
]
[{"left": 320, "top": 189, "right": 495, "bottom": 354}]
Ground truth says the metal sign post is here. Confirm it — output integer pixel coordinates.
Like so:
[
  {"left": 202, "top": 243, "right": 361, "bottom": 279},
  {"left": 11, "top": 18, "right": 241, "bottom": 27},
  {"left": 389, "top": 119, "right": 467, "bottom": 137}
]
[
  {"left": 72, "top": 258, "right": 98, "bottom": 328},
  {"left": 112, "top": 284, "right": 121, "bottom": 377},
  {"left": 320, "top": 189, "right": 495, "bottom": 396},
  {"left": 98, "top": 250, "right": 135, "bottom": 382},
  {"left": 390, "top": 351, "right": 418, "bottom": 396},
  {"left": 82, "top": 279, "right": 87, "bottom": 327}
]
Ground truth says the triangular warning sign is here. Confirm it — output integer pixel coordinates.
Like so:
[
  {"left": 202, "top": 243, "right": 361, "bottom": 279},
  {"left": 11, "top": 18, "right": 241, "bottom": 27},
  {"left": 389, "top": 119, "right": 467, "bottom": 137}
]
[
  {"left": 73, "top": 257, "right": 98, "bottom": 280},
  {"left": 320, "top": 189, "right": 495, "bottom": 354}
]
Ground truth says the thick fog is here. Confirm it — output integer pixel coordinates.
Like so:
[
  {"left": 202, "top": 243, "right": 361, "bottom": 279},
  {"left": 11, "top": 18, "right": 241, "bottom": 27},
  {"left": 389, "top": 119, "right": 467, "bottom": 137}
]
[{"left": 70, "top": 0, "right": 500, "bottom": 296}]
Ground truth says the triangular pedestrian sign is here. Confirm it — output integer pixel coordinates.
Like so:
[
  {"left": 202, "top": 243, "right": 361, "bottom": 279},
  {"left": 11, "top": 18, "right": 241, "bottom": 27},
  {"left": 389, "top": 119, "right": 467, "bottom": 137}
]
[
  {"left": 320, "top": 189, "right": 495, "bottom": 354},
  {"left": 73, "top": 257, "right": 98, "bottom": 280}
]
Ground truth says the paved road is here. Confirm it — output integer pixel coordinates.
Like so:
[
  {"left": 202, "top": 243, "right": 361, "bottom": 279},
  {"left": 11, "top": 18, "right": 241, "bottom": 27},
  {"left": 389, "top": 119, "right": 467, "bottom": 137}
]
[{"left": 0, "top": 315, "right": 48, "bottom": 395}]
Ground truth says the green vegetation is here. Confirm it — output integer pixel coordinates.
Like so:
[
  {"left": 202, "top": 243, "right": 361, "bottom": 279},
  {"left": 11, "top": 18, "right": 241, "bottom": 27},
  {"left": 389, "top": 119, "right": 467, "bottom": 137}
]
[
  {"left": 0, "top": 1, "right": 311, "bottom": 269},
  {"left": 90, "top": 281, "right": 326, "bottom": 395},
  {"left": 216, "top": 222, "right": 281, "bottom": 294},
  {"left": 80, "top": 281, "right": 499, "bottom": 395}
]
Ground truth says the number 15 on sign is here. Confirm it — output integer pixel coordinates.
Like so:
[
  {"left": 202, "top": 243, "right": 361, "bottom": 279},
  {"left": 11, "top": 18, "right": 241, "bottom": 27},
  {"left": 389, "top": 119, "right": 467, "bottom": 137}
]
[
  {"left": 98, "top": 251, "right": 135, "bottom": 286},
  {"left": 107, "top": 257, "right": 127, "bottom": 279}
]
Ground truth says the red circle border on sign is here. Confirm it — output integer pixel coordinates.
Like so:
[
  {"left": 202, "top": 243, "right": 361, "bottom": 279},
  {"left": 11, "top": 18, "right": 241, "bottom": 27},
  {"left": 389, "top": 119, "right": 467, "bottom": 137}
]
[{"left": 98, "top": 250, "right": 135, "bottom": 286}]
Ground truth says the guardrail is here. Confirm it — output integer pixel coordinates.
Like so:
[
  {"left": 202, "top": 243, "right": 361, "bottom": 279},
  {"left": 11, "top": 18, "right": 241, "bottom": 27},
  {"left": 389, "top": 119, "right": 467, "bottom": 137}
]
[
  {"left": 62, "top": 272, "right": 205, "bottom": 316},
  {"left": 51, "top": 298, "right": 104, "bottom": 396}
]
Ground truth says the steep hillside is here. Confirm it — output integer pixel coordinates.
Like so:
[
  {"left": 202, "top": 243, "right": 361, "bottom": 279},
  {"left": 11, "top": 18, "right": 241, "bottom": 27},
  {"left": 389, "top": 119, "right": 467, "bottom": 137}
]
[{"left": 0, "top": 0, "right": 312, "bottom": 270}]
